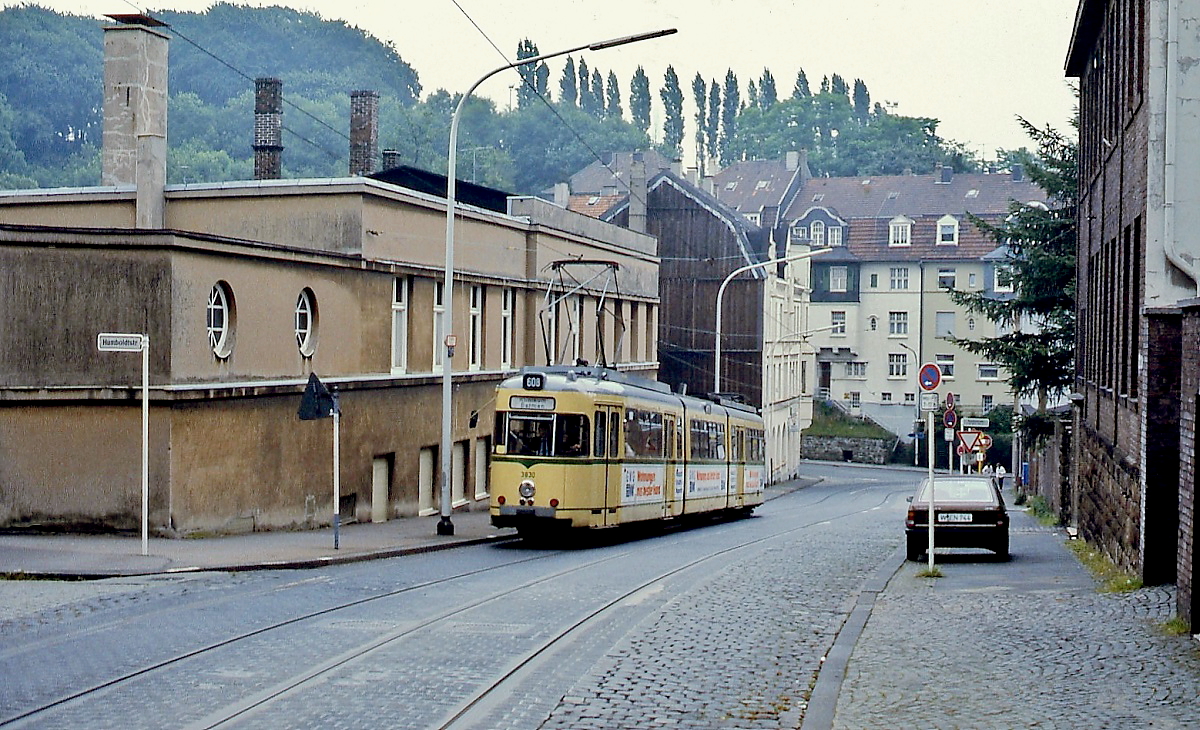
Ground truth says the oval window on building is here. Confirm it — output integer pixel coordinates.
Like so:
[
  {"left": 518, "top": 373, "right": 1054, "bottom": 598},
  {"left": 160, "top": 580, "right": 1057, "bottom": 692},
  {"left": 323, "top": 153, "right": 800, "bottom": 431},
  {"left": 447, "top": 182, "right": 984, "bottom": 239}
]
[
  {"left": 207, "top": 281, "right": 235, "bottom": 359},
  {"left": 295, "top": 287, "right": 318, "bottom": 357}
]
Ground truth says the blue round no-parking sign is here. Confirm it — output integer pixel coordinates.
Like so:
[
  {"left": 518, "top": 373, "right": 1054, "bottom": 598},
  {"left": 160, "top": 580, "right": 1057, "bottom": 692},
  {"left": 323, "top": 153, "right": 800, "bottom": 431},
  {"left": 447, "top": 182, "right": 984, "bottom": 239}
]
[{"left": 918, "top": 362, "right": 941, "bottom": 391}]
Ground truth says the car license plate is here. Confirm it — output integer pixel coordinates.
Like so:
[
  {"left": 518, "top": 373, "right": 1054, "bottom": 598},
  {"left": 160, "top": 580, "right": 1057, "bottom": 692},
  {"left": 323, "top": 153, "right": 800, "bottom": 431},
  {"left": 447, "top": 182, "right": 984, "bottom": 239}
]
[{"left": 938, "top": 512, "right": 972, "bottom": 523}]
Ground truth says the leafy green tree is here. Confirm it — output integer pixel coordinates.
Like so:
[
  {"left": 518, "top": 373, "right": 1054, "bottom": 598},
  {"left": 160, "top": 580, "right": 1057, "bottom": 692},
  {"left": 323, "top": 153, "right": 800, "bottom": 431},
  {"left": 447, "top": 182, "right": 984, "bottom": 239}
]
[
  {"left": 948, "top": 118, "right": 1077, "bottom": 444},
  {"left": 659, "top": 65, "right": 684, "bottom": 158},
  {"left": 606, "top": 71, "right": 623, "bottom": 120},
  {"left": 560, "top": 57, "right": 578, "bottom": 107},
  {"left": 759, "top": 69, "right": 778, "bottom": 108},
  {"left": 720, "top": 69, "right": 740, "bottom": 164},
  {"left": 630, "top": 66, "right": 651, "bottom": 134}
]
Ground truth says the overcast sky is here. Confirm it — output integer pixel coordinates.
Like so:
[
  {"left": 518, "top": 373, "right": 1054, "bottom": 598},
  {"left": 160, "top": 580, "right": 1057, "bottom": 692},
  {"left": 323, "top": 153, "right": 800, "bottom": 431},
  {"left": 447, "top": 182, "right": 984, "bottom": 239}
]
[{"left": 23, "top": 0, "right": 1079, "bottom": 164}]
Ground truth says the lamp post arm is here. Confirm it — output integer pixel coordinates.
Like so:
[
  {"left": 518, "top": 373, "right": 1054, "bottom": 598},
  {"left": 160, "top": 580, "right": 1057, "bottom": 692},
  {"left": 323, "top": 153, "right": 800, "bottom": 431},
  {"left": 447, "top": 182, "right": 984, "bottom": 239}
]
[{"left": 713, "top": 247, "right": 831, "bottom": 394}]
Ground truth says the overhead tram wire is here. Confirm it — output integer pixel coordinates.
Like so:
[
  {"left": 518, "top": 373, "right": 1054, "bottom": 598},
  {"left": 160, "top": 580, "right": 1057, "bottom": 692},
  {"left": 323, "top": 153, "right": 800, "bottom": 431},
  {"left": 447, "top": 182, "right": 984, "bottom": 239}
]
[
  {"left": 447, "top": 0, "right": 653, "bottom": 211},
  {"left": 150, "top": 16, "right": 350, "bottom": 164}
]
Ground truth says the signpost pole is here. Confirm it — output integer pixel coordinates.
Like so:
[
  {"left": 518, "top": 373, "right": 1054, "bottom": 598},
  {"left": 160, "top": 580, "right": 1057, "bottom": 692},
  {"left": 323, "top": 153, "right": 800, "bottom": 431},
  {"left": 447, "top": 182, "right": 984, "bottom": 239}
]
[
  {"left": 140, "top": 336, "right": 149, "bottom": 557},
  {"left": 927, "top": 409, "right": 935, "bottom": 572},
  {"left": 332, "top": 392, "right": 341, "bottom": 550}
]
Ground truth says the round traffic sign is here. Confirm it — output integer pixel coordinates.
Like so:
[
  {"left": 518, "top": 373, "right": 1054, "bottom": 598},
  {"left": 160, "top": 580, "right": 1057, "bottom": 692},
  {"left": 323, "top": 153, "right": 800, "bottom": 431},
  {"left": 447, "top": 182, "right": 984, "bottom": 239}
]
[
  {"left": 957, "top": 444, "right": 967, "bottom": 455},
  {"left": 945, "top": 391, "right": 956, "bottom": 409},
  {"left": 918, "top": 362, "right": 941, "bottom": 391},
  {"left": 943, "top": 409, "right": 958, "bottom": 428},
  {"left": 977, "top": 433, "right": 994, "bottom": 450}
]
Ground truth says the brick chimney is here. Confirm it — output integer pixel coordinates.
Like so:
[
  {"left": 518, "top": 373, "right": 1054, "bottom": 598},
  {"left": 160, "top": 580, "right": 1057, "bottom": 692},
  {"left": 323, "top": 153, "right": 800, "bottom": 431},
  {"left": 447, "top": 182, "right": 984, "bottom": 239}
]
[
  {"left": 102, "top": 14, "right": 168, "bottom": 229},
  {"left": 253, "top": 78, "right": 283, "bottom": 180},
  {"left": 381, "top": 149, "right": 401, "bottom": 171},
  {"left": 350, "top": 90, "right": 379, "bottom": 176}
]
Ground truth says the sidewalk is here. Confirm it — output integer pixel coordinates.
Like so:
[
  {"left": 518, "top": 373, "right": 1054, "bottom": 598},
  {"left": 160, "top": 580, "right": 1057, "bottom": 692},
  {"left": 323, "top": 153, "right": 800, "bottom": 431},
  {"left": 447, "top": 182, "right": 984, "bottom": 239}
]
[
  {"left": 806, "top": 497, "right": 1200, "bottom": 729},
  {"left": 0, "top": 480, "right": 812, "bottom": 579}
]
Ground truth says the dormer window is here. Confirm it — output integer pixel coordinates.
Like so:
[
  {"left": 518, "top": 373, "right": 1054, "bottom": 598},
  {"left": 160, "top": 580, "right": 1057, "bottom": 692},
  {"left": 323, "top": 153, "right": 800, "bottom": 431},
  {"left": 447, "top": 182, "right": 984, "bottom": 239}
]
[
  {"left": 744, "top": 212, "right": 760, "bottom": 225},
  {"left": 937, "top": 214, "right": 959, "bottom": 245},
  {"left": 828, "top": 226, "right": 843, "bottom": 246},
  {"left": 994, "top": 265, "right": 1015, "bottom": 293},
  {"left": 889, "top": 216, "right": 912, "bottom": 246},
  {"left": 789, "top": 223, "right": 808, "bottom": 244},
  {"left": 811, "top": 220, "right": 825, "bottom": 246}
]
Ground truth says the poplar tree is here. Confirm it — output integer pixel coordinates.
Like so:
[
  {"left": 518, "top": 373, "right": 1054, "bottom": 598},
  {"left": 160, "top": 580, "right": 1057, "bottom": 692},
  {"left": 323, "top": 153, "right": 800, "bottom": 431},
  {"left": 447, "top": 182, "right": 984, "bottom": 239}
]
[
  {"left": 792, "top": 69, "right": 811, "bottom": 98},
  {"left": 606, "top": 70, "right": 622, "bottom": 120},
  {"left": 630, "top": 66, "right": 651, "bottom": 134},
  {"left": 515, "top": 39, "right": 539, "bottom": 109},
  {"left": 707, "top": 79, "right": 721, "bottom": 162},
  {"left": 720, "top": 69, "right": 739, "bottom": 164},
  {"left": 659, "top": 65, "right": 684, "bottom": 157},
  {"left": 852, "top": 78, "right": 870, "bottom": 122},
  {"left": 692, "top": 72, "right": 707, "bottom": 173},
  {"left": 559, "top": 57, "right": 578, "bottom": 106},
  {"left": 758, "top": 68, "right": 778, "bottom": 107}
]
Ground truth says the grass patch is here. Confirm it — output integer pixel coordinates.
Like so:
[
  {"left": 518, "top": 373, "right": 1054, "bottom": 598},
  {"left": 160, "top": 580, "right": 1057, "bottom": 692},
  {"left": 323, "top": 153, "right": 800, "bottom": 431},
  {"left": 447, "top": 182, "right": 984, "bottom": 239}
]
[
  {"left": 915, "top": 566, "right": 944, "bottom": 578},
  {"left": 1157, "top": 617, "right": 1192, "bottom": 636},
  {"left": 802, "top": 401, "right": 895, "bottom": 439},
  {"left": 1024, "top": 495, "right": 1061, "bottom": 526},
  {"left": 1067, "top": 540, "right": 1143, "bottom": 593}
]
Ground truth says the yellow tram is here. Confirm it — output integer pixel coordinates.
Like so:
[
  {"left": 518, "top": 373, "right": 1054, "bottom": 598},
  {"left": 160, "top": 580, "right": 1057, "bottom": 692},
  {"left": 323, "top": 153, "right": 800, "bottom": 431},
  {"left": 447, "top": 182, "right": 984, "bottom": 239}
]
[{"left": 490, "top": 366, "right": 765, "bottom": 533}]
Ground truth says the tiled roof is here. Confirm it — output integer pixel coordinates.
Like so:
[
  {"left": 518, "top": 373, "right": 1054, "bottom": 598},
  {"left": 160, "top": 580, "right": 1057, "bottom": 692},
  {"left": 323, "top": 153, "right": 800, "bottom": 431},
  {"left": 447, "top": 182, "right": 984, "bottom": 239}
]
[
  {"left": 786, "top": 169, "right": 1046, "bottom": 221},
  {"left": 567, "top": 193, "right": 626, "bottom": 219},
  {"left": 568, "top": 150, "right": 675, "bottom": 195},
  {"left": 790, "top": 169, "right": 1048, "bottom": 262},
  {"left": 711, "top": 159, "right": 794, "bottom": 213}
]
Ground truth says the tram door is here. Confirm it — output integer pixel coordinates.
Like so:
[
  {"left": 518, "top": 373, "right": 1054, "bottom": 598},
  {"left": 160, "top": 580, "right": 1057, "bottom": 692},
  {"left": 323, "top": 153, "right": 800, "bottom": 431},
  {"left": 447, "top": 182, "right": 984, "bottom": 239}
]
[
  {"left": 594, "top": 404, "right": 623, "bottom": 526},
  {"left": 664, "top": 415, "right": 682, "bottom": 518},
  {"left": 732, "top": 427, "right": 746, "bottom": 508}
]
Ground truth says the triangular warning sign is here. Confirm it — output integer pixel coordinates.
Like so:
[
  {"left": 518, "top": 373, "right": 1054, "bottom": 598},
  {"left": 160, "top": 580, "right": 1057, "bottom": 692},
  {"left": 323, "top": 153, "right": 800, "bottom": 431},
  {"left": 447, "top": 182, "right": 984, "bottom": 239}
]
[
  {"left": 957, "top": 431, "right": 980, "bottom": 451},
  {"left": 298, "top": 372, "right": 336, "bottom": 420}
]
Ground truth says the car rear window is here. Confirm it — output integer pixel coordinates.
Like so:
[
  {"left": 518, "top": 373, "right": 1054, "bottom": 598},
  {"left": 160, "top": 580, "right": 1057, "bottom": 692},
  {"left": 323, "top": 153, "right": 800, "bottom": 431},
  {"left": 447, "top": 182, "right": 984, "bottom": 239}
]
[{"left": 915, "top": 479, "right": 995, "bottom": 504}]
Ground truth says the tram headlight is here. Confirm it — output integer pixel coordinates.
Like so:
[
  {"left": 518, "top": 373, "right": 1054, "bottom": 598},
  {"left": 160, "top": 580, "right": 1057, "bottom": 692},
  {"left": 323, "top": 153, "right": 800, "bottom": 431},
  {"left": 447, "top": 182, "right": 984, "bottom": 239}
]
[{"left": 518, "top": 480, "right": 536, "bottom": 499}]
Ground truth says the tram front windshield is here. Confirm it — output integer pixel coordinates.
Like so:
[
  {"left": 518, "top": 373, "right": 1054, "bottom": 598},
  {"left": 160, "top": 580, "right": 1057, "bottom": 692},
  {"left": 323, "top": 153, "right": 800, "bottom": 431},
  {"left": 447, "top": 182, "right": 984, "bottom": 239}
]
[{"left": 499, "top": 413, "right": 590, "bottom": 457}]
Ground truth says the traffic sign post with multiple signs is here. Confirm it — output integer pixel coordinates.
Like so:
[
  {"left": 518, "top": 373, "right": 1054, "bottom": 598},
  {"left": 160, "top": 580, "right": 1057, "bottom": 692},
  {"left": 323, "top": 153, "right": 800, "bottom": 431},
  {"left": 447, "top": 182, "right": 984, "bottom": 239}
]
[
  {"left": 97, "top": 332, "right": 150, "bottom": 556},
  {"left": 917, "top": 363, "right": 940, "bottom": 571}
]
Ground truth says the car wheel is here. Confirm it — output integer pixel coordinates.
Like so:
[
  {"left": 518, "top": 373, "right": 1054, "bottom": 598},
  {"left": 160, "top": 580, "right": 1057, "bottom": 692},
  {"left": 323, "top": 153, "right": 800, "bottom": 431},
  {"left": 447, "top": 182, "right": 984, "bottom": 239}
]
[
  {"left": 906, "top": 536, "right": 923, "bottom": 561},
  {"left": 993, "top": 534, "right": 1010, "bottom": 560}
]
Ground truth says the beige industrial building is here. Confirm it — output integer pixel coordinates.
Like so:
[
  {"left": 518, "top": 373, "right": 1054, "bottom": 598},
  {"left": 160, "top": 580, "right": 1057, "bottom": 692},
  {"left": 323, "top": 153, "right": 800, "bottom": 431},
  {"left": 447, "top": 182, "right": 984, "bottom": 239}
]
[{"left": 0, "top": 15, "right": 658, "bottom": 534}]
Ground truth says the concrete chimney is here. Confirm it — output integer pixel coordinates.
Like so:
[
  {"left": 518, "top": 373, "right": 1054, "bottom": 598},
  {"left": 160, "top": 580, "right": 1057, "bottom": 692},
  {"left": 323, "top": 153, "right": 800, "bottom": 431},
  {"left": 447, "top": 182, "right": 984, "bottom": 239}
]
[
  {"left": 629, "top": 152, "right": 648, "bottom": 234},
  {"left": 350, "top": 90, "right": 379, "bottom": 176},
  {"left": 785, "top": 150, "right": 800, "bottom": 171},
  {"left": 102, "top": 14, "right": 168, "bottom": 229},
  {"left": 553, "top": 182, "right": 570, "bottom": 208},
  {"left": 1011, "top": 163, "right": 1025, "bottom": 183},
  {"left": 382, "top": 149, "right": 401, "bottom": 171},
  {"left": 253, "top": 78, "right": 283, "bottom": 180}
]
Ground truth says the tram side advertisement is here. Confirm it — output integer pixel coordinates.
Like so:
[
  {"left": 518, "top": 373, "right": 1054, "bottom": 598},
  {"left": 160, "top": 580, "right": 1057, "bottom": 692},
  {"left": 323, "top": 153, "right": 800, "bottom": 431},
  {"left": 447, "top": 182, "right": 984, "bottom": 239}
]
[
  {"left": 688, "top": 465, "right": 728, "bottom": 497},
  {"left": 622, "top": 465, "right": 666, "bottom": 505}
]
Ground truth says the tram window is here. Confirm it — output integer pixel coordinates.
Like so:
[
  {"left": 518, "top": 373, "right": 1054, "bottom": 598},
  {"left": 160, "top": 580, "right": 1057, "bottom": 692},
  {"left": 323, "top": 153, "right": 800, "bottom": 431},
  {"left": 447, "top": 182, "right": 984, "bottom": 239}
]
[
  {"left": 556, "top": 414, "right": 590, "bottom": 457},
  {"left": 594, "top": 411, "right": 607, "bottom": 458},
  {"left": 624, "top": 409, "right": 663, "bottom": 458},
  {"left": 505, "top": 415, "right": 552, "bottom": 455}
]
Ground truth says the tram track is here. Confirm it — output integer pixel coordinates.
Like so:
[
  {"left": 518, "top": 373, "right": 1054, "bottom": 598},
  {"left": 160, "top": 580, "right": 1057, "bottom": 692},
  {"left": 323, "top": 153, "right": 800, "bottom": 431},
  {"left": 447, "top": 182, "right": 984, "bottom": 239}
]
[{"left": 2, "top": 480, "right": 909, "bottom": 729}]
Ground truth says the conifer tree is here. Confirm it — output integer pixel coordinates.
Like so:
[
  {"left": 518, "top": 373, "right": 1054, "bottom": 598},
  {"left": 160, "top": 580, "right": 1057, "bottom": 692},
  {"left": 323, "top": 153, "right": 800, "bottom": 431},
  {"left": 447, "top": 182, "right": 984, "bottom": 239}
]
[
  {"left": 792, "top": 69, "right": 811, "bottom": 98},
  {"left": 759, "top": 69, "right": 778, "bottom": 107},
  {"left": 606, "top": 70, "right": 622, "bottom": 120},
  {"left": 948, "top": 118, "right": 1077, "bottom": 445}
]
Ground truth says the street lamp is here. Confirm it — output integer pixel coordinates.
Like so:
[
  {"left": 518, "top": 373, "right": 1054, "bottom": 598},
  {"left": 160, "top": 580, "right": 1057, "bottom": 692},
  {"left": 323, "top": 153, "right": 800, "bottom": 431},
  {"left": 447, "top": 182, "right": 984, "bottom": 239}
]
[
  {"left": 437, "top": 28, "right": 678, "bottom": 536},
  {"left": 713, "top": 248, "right": 830, "bottom": 395}
]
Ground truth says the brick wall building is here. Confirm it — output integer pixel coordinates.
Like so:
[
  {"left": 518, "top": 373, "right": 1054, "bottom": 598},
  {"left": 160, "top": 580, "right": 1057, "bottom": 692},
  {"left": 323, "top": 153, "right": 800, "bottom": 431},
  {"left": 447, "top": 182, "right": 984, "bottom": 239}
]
[{"left": 1067, "top": 0, "right": 1200, "bottom": 628}]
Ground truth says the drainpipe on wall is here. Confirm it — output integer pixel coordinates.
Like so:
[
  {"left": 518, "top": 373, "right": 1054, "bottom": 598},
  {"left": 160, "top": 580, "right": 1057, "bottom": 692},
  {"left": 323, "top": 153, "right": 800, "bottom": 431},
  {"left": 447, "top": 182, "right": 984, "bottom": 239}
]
[{"left": 1163, "top": 0, "right": 1200, "bottom": 295}]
